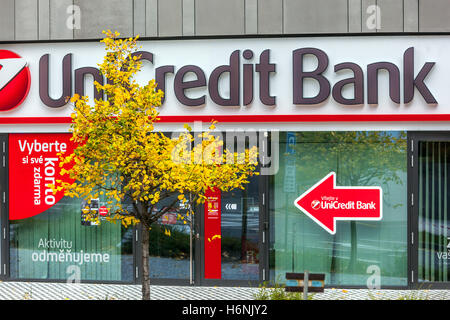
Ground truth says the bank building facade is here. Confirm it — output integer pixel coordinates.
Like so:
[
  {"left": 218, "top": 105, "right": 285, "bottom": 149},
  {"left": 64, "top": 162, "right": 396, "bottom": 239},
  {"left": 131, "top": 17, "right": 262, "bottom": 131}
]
[{"left": 0, "top": 0, "right": 449, "bottom": 289}]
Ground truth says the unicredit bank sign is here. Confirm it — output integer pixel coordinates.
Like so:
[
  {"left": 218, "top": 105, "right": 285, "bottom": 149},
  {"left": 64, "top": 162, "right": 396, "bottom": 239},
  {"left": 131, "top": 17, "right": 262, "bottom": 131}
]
[{"left": 0, "top": 36, "right": 448, "bottom": 122}]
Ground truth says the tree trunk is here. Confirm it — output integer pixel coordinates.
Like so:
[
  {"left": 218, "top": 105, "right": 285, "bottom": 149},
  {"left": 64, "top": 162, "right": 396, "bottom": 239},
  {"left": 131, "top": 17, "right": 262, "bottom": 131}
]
[
  {"left": 142, "top": 224, "right": 151, "bottom": 300},
  {"left": 240, "top": 189, "right": 248, "bottom": 261}
]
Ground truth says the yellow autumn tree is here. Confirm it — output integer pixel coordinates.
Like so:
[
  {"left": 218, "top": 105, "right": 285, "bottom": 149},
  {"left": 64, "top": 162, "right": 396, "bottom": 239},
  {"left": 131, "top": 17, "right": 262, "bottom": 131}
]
[{"left": 53, "top": 30, "right": 258, "bottom": 300}]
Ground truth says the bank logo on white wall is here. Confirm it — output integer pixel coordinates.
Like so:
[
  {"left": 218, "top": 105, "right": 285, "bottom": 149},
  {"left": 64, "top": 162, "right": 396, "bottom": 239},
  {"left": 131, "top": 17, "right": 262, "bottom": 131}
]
[{"left": 0, "top": 50, "right": 31, "bottom": 111}]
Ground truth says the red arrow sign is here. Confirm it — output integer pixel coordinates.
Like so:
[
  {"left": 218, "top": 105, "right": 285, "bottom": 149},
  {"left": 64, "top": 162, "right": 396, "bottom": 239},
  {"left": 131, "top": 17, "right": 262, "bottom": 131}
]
[{"left": 294, "top": 172, "right": 382, "bottom": 235}]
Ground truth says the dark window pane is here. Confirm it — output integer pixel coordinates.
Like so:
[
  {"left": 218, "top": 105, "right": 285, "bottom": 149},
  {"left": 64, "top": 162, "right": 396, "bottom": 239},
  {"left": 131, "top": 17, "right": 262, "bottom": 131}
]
[{"left": 10, "top": 196, "right": 133, "bottom": 282}]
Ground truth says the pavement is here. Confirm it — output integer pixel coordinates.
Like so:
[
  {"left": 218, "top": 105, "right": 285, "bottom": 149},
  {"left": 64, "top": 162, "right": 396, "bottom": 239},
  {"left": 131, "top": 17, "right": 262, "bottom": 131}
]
[{"left": 0, "top": 281, "right": 449, "bottom": 300}]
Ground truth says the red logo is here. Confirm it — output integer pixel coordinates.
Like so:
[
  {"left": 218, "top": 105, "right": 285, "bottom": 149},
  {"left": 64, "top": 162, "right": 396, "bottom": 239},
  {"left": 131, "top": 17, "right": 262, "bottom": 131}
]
[
  {"left": 99, "top": 206, "right": 109, "bottom": 217},
  {"left": 311, "top": 200, "right": 320, "bottom": 210},
  {"left": 0, "top": 50, "right": 31, "bottom": 111}
]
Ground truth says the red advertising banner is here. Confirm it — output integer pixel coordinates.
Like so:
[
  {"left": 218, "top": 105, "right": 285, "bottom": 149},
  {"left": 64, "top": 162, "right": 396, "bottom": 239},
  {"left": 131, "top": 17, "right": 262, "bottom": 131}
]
[
  {"left": 204, "top": 187, "right": 221, "bottom": 279},
  {"left": 9, "top": 133, "right": 75, "bottom": 220}
]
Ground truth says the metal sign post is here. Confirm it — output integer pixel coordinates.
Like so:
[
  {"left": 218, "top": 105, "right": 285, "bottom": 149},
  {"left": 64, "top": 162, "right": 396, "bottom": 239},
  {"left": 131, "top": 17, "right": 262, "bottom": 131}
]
[
  {"left": 303, "top": 270, "right": 309, "bottom": 300},
  {"left": 285, "top": 272, "right": 325, "bottom": 298}
]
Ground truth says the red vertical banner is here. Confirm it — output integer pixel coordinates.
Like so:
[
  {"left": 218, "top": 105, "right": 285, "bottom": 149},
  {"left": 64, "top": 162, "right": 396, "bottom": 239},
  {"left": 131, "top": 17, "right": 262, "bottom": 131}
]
[
  {"left": 9, "top": 133, "right": 75, "bottom": 220},
  {"left": 204, "top": 187, "right": 221, "bottom": 279}
]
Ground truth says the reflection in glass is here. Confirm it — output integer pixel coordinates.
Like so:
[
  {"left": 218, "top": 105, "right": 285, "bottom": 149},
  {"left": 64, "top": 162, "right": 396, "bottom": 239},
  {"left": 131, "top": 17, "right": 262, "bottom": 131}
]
[
  {"left": 217, "top": 131, "right": 260, "bottom": 281},
  {"left": 270, "top": 131, "right": 408, "bottom": 286},
  {"left": 221, "top": 175, "right": 259, "bottom": 280},
  {"left": 10, "top": 197, "right": 133, "bottom": 282},
  {"left": 147, "top": 196, "right": 191, "bottom": 280},
  {"left": 418, "top": 141, "right": 450, "bottom": 282}
]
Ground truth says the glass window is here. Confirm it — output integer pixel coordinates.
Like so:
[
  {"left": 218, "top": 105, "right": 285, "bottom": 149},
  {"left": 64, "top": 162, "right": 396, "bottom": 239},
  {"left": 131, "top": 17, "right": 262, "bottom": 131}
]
[
  {"left": 418, "top": 141, "right": 450, "bottom": 283},
  {"left": 269, "top": 131, "right": 408, "bottom": 286},
  {"left": 147, "top": 195, "right": 191, "bottom": 280},
  {"left": 10, "top": 196, "right": 134, "bottom": 282}
]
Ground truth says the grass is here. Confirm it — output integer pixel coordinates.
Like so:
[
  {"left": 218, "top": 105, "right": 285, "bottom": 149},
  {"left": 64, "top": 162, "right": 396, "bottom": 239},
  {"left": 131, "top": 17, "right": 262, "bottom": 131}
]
[
  {"left": 253, "top": 281, "right": 444, "bottom": 300},
  {"left": 367, "top": 290, "right": 432, "bottom": 300}
]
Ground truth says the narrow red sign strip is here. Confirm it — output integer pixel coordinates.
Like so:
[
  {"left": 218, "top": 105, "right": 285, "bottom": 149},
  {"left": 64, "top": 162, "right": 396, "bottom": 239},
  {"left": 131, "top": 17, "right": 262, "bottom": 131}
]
[
  {"left": 294, "top": 172, "right": 382, "bottom": 234},
  {"left": 204, "top": 187, "right": 222, "bottom": 279},
  {"left": 3, "top": 113, "right": 450, "bottom": 124}
]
